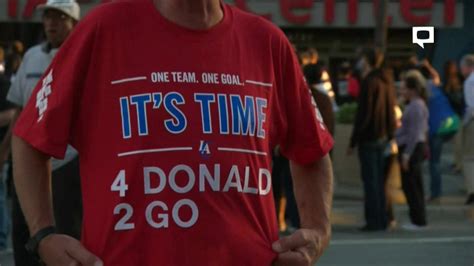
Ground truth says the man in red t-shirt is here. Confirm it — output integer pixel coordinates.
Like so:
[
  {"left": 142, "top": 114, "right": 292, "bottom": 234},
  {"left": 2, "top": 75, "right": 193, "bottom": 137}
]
[{"left": 12, "top": 0, "right": 334, "bottom": 265}]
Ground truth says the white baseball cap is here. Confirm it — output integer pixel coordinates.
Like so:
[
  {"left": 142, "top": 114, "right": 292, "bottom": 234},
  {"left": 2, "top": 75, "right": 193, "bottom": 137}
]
[{"left": 38, "top": 0, "right": 81, "bottom": 21}]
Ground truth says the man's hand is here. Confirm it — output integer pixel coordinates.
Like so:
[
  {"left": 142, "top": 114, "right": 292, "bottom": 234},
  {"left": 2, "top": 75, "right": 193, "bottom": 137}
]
[
  {"left": 277, "top": 155, "right": 333, "bottom": 265},
  {"left": 272, "top": 229, "right": 327, "bottom": 266},
  {"left": 39, "top": 234, "right": 103, "bottom": 266},
  {"left": 420, "top": 58, "right": 431, "bottom": 68}
]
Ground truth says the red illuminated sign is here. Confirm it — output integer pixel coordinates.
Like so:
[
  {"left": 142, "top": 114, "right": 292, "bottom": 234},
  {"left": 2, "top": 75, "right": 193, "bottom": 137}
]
[
  {"left": 6, "top": 0, "right": 457, "bottom": 26},
  {"left": 233, "top": 0, "right": 456, "bottom": 26}
]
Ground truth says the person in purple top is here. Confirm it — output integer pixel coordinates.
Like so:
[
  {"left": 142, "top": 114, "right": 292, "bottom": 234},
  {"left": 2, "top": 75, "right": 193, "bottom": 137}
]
[{"left": 396, "top": 69, "right": 429, "bottom": 230}]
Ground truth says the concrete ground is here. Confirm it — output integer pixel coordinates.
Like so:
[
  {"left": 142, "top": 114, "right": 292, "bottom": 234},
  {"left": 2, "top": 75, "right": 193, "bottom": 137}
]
[
  {"left": 320, "top": 145, "right": 474, "bottom": 266},
  {"left": 320, "top": 199, "right": 474, "bottom": 266}
]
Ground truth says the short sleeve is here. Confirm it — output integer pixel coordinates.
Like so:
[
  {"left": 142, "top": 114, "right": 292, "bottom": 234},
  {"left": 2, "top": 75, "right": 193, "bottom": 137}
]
[
  {"left": 7, "top": 56, "right": 27, "bottom": 107},
  {"left": 276, "top": 37, "right": 334, "bottom": 165},
  {"left": 13, "top": 18, "right": 98, "bottom": 159},
  {"left": 465, "top": 76, "right": 474, "bottom": 109}
]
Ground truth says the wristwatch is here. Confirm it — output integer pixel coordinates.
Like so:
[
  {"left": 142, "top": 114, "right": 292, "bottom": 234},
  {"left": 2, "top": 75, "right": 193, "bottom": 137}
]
[{"left": 25, "top": 226, "right": 56, "bottom": 260}]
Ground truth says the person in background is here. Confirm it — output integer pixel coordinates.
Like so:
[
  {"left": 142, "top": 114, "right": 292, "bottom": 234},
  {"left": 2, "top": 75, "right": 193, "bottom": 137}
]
[
  {"left": 420, "top": 59, "right": 442, "bottom": 86},
  {"left": 304, "top": 63, "right": 335, "bottom": 137},
  {"left": 348, "top": 47, "right": 397, "bottom": 232},
  {"left": 1, "top": 43, "right": 23, "bottom": 214},
  {"left": 385, "top": 104, "right": 403, "bottom": 229},
  {"left": 407, "top": 55, "right": 419, "bottom": 69},
  {"left": 302, "top": 48, "right": 338, "bottom": 113},
  {"left": 4, "top": 1, "right": 83, "bottom": 264},
  {"left": 346, "top": 63, "right": 360, "bottom": 100},
  {"left": 444, "top": 61, "right": 466, "bottom": 116},
  {"left": 460, "top": 54, "right": 474, "bottom": 205},
  {"left": 308, "top": 47, "right": 319, "bottom": 65},
  {"left": 298, "top": 48, "right": 311, "bottom": 67},
  {"left": 272, "top": 146, "right": 300, "bottom": 234},
  {"left": 0, "top": 50, "right": 16, "bottom": 252},
  {"left": 0, "top": 47, "right": 5, "bottom": 74},
  {"left": 298, "top": 47, "right": 322, "bottom": 66},
  {"left": 5, "top": 41, "right": 24, "bottom": 83},
  {"left": 11, "top": 41, "right": 24, "bottom": 57},
  {"left": 418, "top": 61, "right": 459, "bottom": 202},
  {"left": 380, "top": 64, "right": 399, "bottom": 229},
  {"left": 5, "top": 53, "right": 22, "bottom": 84},
  {"left": 396, "top": 70, "right": 429, "bottom": 230},
  {"left": 443, "top": 60, "right": 465, "bottom": 173},
  {"left": 336, "top": 61, "right": 360, "bottom": 104}
]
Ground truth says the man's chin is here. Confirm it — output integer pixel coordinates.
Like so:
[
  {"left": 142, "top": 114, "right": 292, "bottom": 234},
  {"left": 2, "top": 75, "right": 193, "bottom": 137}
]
[
  {"left": 46, "top": 35, "right": 56, "bottom": 42},
  {"left": 47, "top": 38, "right": 63, "bottom": 48}
]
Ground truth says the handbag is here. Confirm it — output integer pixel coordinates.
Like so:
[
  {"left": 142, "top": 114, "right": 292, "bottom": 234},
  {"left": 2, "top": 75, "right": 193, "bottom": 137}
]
[{"left": 437, "top": 114, "right": 460, "bottom": 137}]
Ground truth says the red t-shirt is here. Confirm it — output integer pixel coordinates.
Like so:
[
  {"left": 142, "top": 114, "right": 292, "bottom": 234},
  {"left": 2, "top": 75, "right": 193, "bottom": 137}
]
[{"left": 14, "top": 1, "right": 333, "bottom": 265}]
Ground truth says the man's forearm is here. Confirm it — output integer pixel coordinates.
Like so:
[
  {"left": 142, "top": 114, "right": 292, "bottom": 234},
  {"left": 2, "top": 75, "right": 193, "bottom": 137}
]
[
  {"left": 290, "top": 154, "right": 333, "bottom": 243},
  {"left": 12, "top": 135, "right": 55, "bottom": 235}
]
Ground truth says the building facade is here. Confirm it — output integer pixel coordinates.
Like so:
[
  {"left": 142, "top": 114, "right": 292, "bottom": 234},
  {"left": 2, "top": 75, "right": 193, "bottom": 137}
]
[{"left": 0, "top": 0, "right": 471, "bottom": 78}]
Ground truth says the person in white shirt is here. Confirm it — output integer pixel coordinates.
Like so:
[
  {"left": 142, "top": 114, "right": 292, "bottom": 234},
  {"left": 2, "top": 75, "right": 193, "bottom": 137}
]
[
  {"left": 4, "top": 0, "right": 83, "bottom": 264},
  {"left": 460, "top": 54, "right": 474, "bottom": 205}
]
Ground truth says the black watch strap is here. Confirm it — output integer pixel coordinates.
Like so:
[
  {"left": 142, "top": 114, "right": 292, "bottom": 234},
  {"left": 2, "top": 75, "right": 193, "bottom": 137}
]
[{"left": 25, "top": 226, "right": 56, "bottom": 257}]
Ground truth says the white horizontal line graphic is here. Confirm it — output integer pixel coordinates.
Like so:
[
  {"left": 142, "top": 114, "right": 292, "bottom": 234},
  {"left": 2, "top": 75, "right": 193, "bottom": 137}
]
[
  {"left": 218, "top": 147, "right": 267, "bottom": 156},
  {"left": 245, "top": 80, "right": 273, "bottom": 87},
  {"left": 118, "top": 147, "right": 193, "bottom": 157},
  {"left": 111, "top": 76, "right": 147, "bottom": 85}
]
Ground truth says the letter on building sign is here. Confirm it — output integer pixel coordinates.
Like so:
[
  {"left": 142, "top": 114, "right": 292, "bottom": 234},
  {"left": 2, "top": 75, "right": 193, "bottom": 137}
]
[
  {"left": 372, "top": 0, "right": 393, "bottom": 26},
  {"left": 8, "top": 0, "right": 17, "bottom": 18},
  {"left": 22, "top": 0, "right": 46, "bottom": 18},
  {"left": 400, "top": 0, "right": 433, "bottom": 25},
  {"left": 234, "top": 0, "right": 272, "bottom": 20},
  {"left": 324, "top": 0, "right": 335, "bottom": 24},
  {"left": 444, "top": 0, "right": 455, "bottom": 25},
  {"left": 280, "top": 0, "right": 313, "bottom": 25},
  {"left": 347, "top": 0, "right": 358, "bottom": 24}
]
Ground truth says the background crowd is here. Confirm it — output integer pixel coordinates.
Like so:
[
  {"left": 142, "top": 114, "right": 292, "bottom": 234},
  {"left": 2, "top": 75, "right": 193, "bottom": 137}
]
[{"left": 273, "top": 45, "right": 474, "bottom": 234}]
